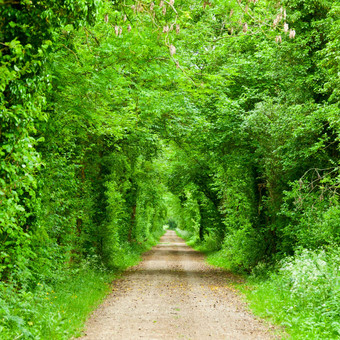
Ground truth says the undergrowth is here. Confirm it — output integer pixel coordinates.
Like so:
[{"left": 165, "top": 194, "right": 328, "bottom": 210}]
[
  {"left": 0, "top": 263, "right": 115, "bottom": 339},
  {"left": 243, "top": 247, "right": 340, "bottom": 340},
  {"left": 0, "top": 235, "right": 162, "bottom": 340}
]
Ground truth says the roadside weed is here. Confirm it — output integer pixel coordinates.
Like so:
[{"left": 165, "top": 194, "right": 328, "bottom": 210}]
[{"left": 244, "top": 247, "right": 340, "bottom": 339}]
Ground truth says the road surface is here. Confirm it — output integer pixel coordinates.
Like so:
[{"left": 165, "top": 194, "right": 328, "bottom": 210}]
[{"left": 79, "top": 230, "right": 277, "bottom": 339}]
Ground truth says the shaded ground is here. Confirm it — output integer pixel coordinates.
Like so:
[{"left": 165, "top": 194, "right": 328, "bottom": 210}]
[{"left": 78, "top": 230, "right": 279, "bottom": 339}]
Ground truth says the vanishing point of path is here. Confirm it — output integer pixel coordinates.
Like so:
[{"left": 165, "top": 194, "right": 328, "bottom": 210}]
[{"left": 79, "top": 231, "right": 278, "bottom": 340}]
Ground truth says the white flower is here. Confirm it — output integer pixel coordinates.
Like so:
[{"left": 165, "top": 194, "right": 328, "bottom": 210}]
[
  {"left": 169, "top": 44, "right": 176, "bottom": 56},
  {"left": 284, "top": 23, "right": 289, "bottom": 33}
]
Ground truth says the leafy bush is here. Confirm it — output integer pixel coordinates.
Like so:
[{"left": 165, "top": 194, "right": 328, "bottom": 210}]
[
  {"left": 201, "top": 229, "right": 223, "bottom": 252},
  {"left": 176, "top": 228, "right": 193, "bottom": 242},
  {"left": 207, "top": 225, "right": 266, "bottom": 273},
  {"left": 247, "top": 246, "right": 340, "bottom": 339},
  {"left": 281, "top": 172, "right": 340, "bottom": 250}
]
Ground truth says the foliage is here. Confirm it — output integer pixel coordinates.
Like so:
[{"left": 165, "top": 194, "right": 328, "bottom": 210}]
[
  {"left": 244, "top": 246, "right": 340, "bottom": 339},
  {"left": 0, "top": 0, "right": 99, "bottom": 283},
  {"left": 167, "top": 0, "right": 339, "bottom": 272},
  {"left": 1, "top": 0, "right": 169, "bottom": 337},
  {"left": 0, "top": 265, "right": 112, "bottom": 340}
]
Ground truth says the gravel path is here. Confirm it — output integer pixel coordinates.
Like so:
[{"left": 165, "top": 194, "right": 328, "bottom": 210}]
[{"left": 78, "top": 230, "right": 278, "bottom": 339}]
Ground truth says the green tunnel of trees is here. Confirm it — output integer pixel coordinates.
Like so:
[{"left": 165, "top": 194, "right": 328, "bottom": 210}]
[{"left": 0, "top": 0, "right": 339, "bottom": 337}]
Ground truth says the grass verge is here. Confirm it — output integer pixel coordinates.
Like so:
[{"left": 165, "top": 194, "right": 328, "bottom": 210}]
[
  {"left": 0, "top": 234, "right": 163, "bottom": 340},
  {"left": 0, "top": 266, "right": 117, "bottom": 339},
  {"left": 239, "top": 247, "right": 340, "bottom": 340}
]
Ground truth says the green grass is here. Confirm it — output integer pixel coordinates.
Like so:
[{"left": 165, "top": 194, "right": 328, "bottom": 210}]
[
  {"left": 0, "top": 266, "right": 116, "bottom": 339},
  {"left": 240, "top": 248, "right": 340, "bottom": 340},
  {"left": 0, "top": 233, "right": 164, "bottom": 339},
  {"left": 32, "top": 268, "right": 117, "bottom": 339}
]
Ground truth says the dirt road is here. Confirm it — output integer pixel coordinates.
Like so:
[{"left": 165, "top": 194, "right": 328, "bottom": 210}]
[{"left": 79, "top": 230, "right": 277, "bottom": 339}]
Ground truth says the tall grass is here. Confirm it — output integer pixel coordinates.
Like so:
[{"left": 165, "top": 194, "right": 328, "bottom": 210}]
[
  {"left": 0, "top": 265, "right": 116, "bottom": 339},
  {"left": 0, "top": 233, "right": 164, "bottom": 339},
  {"left": 244, "top": 247, "right": 340, "bottom": 339}
]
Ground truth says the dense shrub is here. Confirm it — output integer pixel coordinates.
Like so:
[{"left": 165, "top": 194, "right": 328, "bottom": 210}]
[{"left": 247, "top": 247, "right": 340, "bottom": 339}]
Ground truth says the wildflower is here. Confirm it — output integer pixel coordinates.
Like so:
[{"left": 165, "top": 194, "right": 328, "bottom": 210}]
[
  {"left": 289, "top": 29, "right": 296, "bottom": 39},
  {"left": 137, "top": 3, "right": 143, "bottom": 12},
  {"left": 275, "top": 35, "right": 282, "bottom": 43},
  {"left": 273, "top": 14, "right": 282, "bottom": 28},
  {"left": 150, "top": 2, "right": 155, "bottom": 11},
  {"left": 284, "top": 23, "right": 289, "bottom": 33},
  {"left": 169, "top": 44, "right": 176, "bottom": 56}
]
